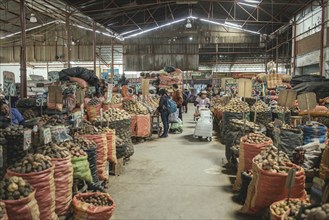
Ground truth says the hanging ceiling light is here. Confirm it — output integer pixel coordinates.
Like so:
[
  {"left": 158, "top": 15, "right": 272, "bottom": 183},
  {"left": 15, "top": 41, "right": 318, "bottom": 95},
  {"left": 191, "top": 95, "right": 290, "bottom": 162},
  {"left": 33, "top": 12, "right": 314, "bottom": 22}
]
[
  {"left": 186, "top": 19, "right": 192, "bottom": 28},
  {"left": 30, "top": 13, "right": 37, "bottom": 23}
]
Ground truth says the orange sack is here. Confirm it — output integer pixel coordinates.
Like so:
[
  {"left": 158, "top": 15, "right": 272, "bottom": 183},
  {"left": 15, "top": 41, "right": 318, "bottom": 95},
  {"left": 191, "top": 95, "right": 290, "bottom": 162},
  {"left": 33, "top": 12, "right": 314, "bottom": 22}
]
[
  {"left": 130, "top": 114, "right": 137, "bottom": 137},
  {"left": 82, "top": 133, "right": 108, "bottom": 181},
  {"left": 233, "top": 136, "right": 272, "bottom": 191},
  {"left": 241, "top": 162, "right": 307, "bottom": 215},
  {"left": 73, "top": 192, "right": 115, "bottom": 220},
  {"left": 86, "top": 103, "right": 102, "bottom": 123},
  {"left": 6, "top": 167, "right": 58, "bottom": 220},
  {"left": 136, "top": 114, "right": 151, "bottom": 137},
  {"left": 1, "top": 190, "right": 40, "bottom": 220},
  {"left": 51, "top": 156, "right": 73, "bottom": 217},
  {"left": 0, "top": 202, "right": 8, "bottom": 220},
  {"left": 105, "top": 129, "right": 117, "bottom": 164}
]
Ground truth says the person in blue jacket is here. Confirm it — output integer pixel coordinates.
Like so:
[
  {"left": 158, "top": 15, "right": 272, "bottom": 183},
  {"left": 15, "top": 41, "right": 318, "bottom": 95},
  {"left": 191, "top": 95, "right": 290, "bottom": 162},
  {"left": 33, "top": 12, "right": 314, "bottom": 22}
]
[
  {"left": 157, "top": 89, "right": 170, "bottom": 138},
  {"left": 0, "top": 101, "right": 25, "bottom": 128}
]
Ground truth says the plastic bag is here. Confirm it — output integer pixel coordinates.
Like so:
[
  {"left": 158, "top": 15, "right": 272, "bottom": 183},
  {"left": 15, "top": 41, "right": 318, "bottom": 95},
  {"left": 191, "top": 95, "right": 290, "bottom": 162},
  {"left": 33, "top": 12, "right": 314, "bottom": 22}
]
[
  {"left": 169, "top": 109, "right": 179, "bottom": 123},
  {"left": 233, "top": 137, "right": 272, "bottom": 191},
  {"left": 295, "top": 141, "right": 322, "bottom": 170},
  {"left": 1, "top": 190, "right": 40, "bottom": 220},
  {"left": 105, "top": 129, "right": 117, "bottom": 164},
  {"left": 241, "top": 162, "right": 307, "bottom": 215},
  {"left": 82, "top": 134, "right": 108, "bottom": 181},
  {"left": 71, "top": 156, "right": 93, "bottom": 183},
  {"left": 300, "top": 122, "right": 328, "bottom": 145},
  {"left": 73, "top": 192, "right": 115, "bottom": 220},
  {"left": 51, "top": 156, "right": 73, "bottom": 216},
  {"left": 220, "top": 112, "right": 244, "bottom": 144},
  {"left": 6, "top": 167, "right": 58, "bottom": 220},
  {"left": 170, "top": 119, "right": 183, "bottom": 134},
  {"left": 279, "top": 128, "right": 303, "bottom": 158}
]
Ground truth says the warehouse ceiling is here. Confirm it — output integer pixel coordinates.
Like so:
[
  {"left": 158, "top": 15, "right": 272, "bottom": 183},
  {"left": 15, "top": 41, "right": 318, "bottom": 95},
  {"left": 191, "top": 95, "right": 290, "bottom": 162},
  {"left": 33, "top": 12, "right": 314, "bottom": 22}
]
[{"left": 0, "top": 0, "right": 316, "bottom": 40}]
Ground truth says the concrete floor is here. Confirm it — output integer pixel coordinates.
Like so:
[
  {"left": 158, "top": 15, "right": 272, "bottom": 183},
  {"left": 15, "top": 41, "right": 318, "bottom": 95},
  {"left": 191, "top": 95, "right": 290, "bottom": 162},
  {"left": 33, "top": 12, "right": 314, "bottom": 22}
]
[{"left": 109, "top": 108, "right": 253, "bottom": 220}]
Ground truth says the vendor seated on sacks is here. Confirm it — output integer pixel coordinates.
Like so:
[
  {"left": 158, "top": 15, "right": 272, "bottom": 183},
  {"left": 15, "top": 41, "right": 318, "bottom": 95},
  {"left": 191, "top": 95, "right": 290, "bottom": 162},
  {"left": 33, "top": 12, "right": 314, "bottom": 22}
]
[
  {"left": 0, "top": 99, "right": 25, "bottom": 128},
  {"left": 194, "top": 90, "right": 211, "bottom": 108}
]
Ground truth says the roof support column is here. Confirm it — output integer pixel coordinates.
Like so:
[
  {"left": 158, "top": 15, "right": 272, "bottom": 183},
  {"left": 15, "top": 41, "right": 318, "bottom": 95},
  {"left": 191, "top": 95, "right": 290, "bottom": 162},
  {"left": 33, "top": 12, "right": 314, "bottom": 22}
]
[
  {"left": 20, "top": 0, "right": 27, "bottom": 98},
  {"left": 111, "top": 37, "right": 114, "bottom": 83},
  {"left": 293, "top": 15, "right": 297, "bottom": 76},
  {"left": 93, "top": 22, "right": 96, "bottom": 74},
  {"left": 276, "top": 34, "right": 279, "bottom": 73},
  {"left": 66, "top": 13, "right": 72, "bottom": 68},
  {"left": 319, "top": 0, "right": 325, "bottom": 76}
]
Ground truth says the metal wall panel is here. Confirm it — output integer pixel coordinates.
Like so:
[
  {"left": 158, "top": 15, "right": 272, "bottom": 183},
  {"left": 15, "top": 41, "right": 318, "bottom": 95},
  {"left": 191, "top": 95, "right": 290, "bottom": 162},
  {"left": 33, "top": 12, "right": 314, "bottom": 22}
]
[{"left": 296, "top": 32, "right": 321, "bottom": 55}]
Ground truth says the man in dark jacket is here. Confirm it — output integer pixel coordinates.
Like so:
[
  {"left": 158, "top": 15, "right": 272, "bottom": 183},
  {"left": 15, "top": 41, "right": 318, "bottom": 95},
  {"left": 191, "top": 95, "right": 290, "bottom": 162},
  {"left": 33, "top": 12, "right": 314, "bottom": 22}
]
[
  {"left": 157, "top": 89, "right": 170, "bottom": 138},
  {"left": 172, "top": 84, "right": 183, "bottom": 120}
]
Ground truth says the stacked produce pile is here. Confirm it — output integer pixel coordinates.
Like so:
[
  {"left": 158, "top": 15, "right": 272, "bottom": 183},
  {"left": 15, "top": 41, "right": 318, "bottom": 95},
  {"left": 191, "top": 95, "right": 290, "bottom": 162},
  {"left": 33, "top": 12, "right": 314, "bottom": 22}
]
[
  {"left": 272, "top": 106, "right": 291, "bottom": 124},
  {"left": 94, "top": 108, "right": 131, "bottom": 123},
  {"left": 123, "top": 99, "right": 149, "bottom": 115},
  {"left": 223, "top": 98, "right": 250, "bottom": 113},
  {"left": 244, "top": 97, "right": 257, "bottom": 107},
  {"left": 59, "top": 141, "right": 87, "bottom": 158},
  {"left": 229, "top": 119, "right": 261, "bottom": 132},
  {"left": 86, "top": 98, "right": 102, "bottom": 123},
  {"left": 111, "top": 94, "right": 122, "bottom": 104},
  {"left": 0, "top": 203, "right": 6, "bottom": 219},
  {"left": 9, "top": 154, "right": 52, "bottom": 174},
  {"left": 250, "top": 100, "right": 271, "bottom": 125},
  {"left": 270, "top": 199, "right": 310, "bottom": 220},
  {"left": 78, "top": 193, "right": 113, "bottom": 206},
  {"left": 88, "top": 98, "right": 101, "bottom": 106},
  {"left": 39, "top": 115, "right": 66, "bottom": 126},
  {"left": 140, "top": 96, "right": 159, "bottom": 113},
  {"left": 36, "top": 143, "right": 71, "bottom": 158},
  {"left": 1, "top": 176, "right": 33, "bottom": 200},
  {"left": 299, "top": 204, "right": 329, "bottom": 220},
  {"left": 253, "top": 145, "right": 291, "bottom": 173}
]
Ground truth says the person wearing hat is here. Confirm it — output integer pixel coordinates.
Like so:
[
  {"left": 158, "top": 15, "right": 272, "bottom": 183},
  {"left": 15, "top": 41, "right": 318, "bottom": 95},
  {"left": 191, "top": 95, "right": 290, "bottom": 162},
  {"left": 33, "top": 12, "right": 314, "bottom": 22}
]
[
  {"left": 0, "top": 99, "right": 25, "bottom": 128},
  {"left": 157, "top": 89, "right": 170, "bottom": 138},
  {"left": 195, "top": 90, "right": 210, "bottom": 108}
]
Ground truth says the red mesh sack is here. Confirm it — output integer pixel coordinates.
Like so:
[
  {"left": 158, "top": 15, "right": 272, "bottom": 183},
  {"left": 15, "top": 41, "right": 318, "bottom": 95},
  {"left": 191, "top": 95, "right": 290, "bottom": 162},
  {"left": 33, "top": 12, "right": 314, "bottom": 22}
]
[
  {"left": 130, "top": 114, "right": 137, "bottom": 137},
  {"left": 86, "top": 103, "right": 102, "bottom": 123},
  {"left": 1, "top": 190, "right": 40, "bottom": 220},
  {"left": 233, "top": 136, "right": 272, "bottom": 191},
  {"left": 241, "top": 162, "right": 307, "bottom": 215},
  {"left": 51, "top": 156, "right": 73, "bottom": 217},
  {"left": 136, "top": 114, "right": 151, "bottom": 137},
  {"left": 105, "top": 129, "right": 117, "bottom": 164},
  {"left": 6, "top": 167, "right": 58, "bottom": 220},
  {"left": 82, "top": 133, "right": 108, "bottom": 181},
  {"left": 73, "top": 192, "right": 115, "bottom": 220},
  {"left": 0, "top": 202, "right": 8, "bottom": 220}
]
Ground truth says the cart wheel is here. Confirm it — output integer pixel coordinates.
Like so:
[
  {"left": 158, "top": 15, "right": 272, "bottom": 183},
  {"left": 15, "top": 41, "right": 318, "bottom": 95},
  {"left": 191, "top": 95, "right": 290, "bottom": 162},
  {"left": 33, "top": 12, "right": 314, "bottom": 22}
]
[{"left": 207, "top": 137, "right": 212, "bottom": 142}]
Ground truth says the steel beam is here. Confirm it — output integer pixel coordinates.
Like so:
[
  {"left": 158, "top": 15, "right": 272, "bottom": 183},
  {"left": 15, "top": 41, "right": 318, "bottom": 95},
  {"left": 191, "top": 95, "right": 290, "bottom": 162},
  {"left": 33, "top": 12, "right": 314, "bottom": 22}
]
[
  {"left": 293, "top": 15, "right": 297, "bottom": 76},
  {"left": 319, "top": 0, "right": 325, "bottom": 76},
  {"left": 93, "top": 21, "right": 96, "bottom": 74},
  {"left": 66, "top": 13, "right": 71, "bottom": 68},
  {"left": 20, "top": 0, "right": 27, "bottom": 98}
]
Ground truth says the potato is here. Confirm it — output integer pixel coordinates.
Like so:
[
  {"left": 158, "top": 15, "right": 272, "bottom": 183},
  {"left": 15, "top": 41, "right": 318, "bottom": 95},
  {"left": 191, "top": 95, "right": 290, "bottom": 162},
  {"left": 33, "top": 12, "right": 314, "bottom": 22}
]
[{"left": 1, "top": 176, "right": 33, "bottom": 200}]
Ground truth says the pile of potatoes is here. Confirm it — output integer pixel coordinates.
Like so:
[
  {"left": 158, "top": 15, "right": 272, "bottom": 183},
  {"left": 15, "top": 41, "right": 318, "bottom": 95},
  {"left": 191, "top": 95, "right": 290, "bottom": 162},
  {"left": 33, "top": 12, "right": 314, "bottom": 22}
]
[
  {"left": 0, "top": 203, "right": 5, "bottom": 219},
  {"left": 74, "top": 121, "right": 100, "bottom": 135},
  {"left": 59, "top": 141, "right": 87, "bottom": 158},
  {"left": 95, "top": 108, "right": 131, "bottom": 123},
  {"left": 36, "top": 143, "right": 71, "bottom": 158},
  {"left": 253, "top": 145, "right": 291, "bottom": 173},
  {"left": 242, "top": 133, "right": 271, "bottom": 145},
  {"left": 123, "top": 100, "right": 149, "bottom": 115},
  {"left": 2, "top": 125, "right": 25, "bottom": 137},
  {"left": 9, "top": 154, "right": 53, "bottom": 173},
  {"left": 268, "top": 121, "right": 294, "bottom": 130},
  {"left": 273, "top": 106, "right": 291, "bottom": 113},
  {"left": 111, "top": 94, "right": 122, "bottom": 104},
  {"left": 271, "top": 199, "right": 310, "bottom": 218},
  {"left": 231, "top": 119, "right": 261, "bottom": 131},
  {"left": 40, "top": 115, "right": 66, "bottom": 126},
  {"left": 79, "top": 194, "right": 113, "bottom": 207},
  {"left": 73, "top": 137, "right": 96, "bottom": 151},
  {"left": 223, "top": 98, "right": 250, "bottom": 113},
  {"left": 1, "top": 176, "right": 33, "bottom": 200},
  {"left": 251, "top": 100, "right": 270, "bottom": 112},
  {"left": 300, "top": 203, "right": 329, "bottom": 220}
]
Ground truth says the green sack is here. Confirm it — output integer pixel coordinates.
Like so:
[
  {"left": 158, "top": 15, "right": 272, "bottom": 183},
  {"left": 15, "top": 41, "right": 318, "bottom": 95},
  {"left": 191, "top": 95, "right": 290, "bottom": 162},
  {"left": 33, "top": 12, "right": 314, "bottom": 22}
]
[{"left": 71, "top": 156, "right": 93, "bottom": 183}]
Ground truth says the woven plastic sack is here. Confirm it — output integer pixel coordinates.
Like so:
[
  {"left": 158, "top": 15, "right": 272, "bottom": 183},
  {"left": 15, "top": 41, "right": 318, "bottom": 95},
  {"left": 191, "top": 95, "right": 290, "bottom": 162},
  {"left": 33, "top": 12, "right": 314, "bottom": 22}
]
[
  {"left": 233, "top": 136, "right": 272, "bottom": 191},
  {"left": 84, "top": 147, "right": 99, "bottom": 184},
  {"left": 1, "top": 190, "right": 39, "bottom": 220},
  {"left": 241, "top": 162, "right": 307, "bottom": 215},
  {"left": 51, "top": 156, "right": 73, "bottom": 216},
  {"left": 169, "top": 109, "right": 179, "bottom": 123},
  {"left": 130, "top": 114, "right": 137, "bottom": 137},
  {"left": 320, "top": 146, "right": 329, "bottom": 180},
  {"left": 220, "top": 112, "right": 244, "bottom": 144},
  {"left": 71, "top": 156, "right": 93, "bottom": 183},
  {"left": 105, "top": 129, "right": 117, "bottom": 164},
  {"left": 82, "top": 134, "right": 108, "bottom": 181},
  {"left": 69, "top": 77, "right": 88, "bottom": 88},
  {"left": 0, "top": 202, "right": 8, "bottom": 220},
  {"left": 6, "top": 167, "right": 58, "bottom": 220},
  {"left": 136, "top": 114, "right": 151, "bottom": 137},
  {"left": 73, "top": 192, "right": 115, "bottom": 220},
  {"left": 86, "top": 103, "right": 102, "bottom": 123},
  {"left": 103, "top": 103, "right": 122, "bottom": 111},
  {"left": 269, "top": 198, "right": 309, "bottom": 220},
  {"left": 300, "top": 121, "right": 328, "bottom": 144}
]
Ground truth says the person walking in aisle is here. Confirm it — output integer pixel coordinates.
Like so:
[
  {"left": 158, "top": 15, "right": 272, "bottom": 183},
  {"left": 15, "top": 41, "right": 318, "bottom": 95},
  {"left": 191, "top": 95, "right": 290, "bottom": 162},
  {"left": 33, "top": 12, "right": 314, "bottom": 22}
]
[
  {"left": 157, "top": 89, "right": 170, "bottom": 138},
  {"left": 182, "top": 88, "right": 191, "bottom": 113},
  {"left": 172, "top": 84, "right": 183, "bottom": 120}
]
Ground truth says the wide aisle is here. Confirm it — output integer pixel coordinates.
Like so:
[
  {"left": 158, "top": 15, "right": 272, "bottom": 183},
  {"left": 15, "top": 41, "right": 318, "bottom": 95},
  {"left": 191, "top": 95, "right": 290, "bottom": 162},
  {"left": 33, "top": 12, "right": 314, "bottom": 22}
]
[{"left": 109, "top": 107, "right": 252, "bottom": 220}]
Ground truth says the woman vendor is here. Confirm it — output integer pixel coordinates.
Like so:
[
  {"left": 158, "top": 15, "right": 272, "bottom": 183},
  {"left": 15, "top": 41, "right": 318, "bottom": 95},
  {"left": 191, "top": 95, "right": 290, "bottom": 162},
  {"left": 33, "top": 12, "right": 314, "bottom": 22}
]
[
  {"left": 194, "top": 90, "right": 210, "bottom": 108},
  {"left": 0, "top": 100, "right": 25, "bottom": 128}
]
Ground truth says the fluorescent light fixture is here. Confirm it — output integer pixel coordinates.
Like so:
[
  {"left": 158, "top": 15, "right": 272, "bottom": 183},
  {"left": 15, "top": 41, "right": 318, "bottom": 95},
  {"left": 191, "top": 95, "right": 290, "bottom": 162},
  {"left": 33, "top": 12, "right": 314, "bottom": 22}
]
[
  {"left": 121, "top": 29, "right": 140, "bottom": 36},
  {"left": 244, "top": 0, "right": 261, "bottom": 3},
  {"left": 200, "top": 18, "right": 260, "bottom": 35},
  {"left": 238, "top": 2, "right": 258, "bottom": 7},
  {"left": 176, "top": 1, "right": 198, "bottom": 4},
  {"left": 186, "top": 19, "right": 192, "bottom": 28},
  {"left": 30, "top": 13, "right": 37, "bottom": 23},
  {"left": 224, "top": 21, "right": 242, "bottom": 28},
  {"left": 189, "top": 37, "right": 193, "bottom": 40},
  {"left": 124, "top": 18, "right": 186, "bottom": 39}
]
